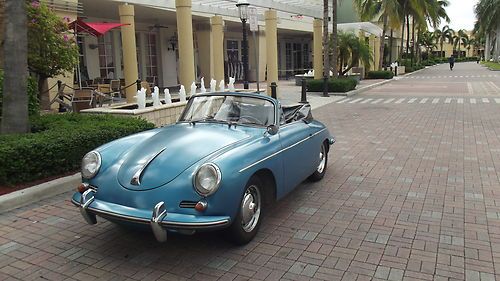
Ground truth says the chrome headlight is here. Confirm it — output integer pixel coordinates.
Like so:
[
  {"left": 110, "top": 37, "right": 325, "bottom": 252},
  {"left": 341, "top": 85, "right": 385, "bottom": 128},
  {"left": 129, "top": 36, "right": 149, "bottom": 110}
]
[
  {"left": 81, "top": 151, "right": 101, "bottom": 179},
  {"left": 193, "top": 163, "right": 221, "bottom": 196}
]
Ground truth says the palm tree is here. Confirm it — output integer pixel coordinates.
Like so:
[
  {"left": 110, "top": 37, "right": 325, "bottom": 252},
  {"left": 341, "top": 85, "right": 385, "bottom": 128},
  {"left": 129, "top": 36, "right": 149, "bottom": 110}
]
[
  {"left": 1, "top": 0, "right": 29, "bottom": 134},
  {"left": 434, "top": 25, "right": 454, "bottom": 57},
  {"left": 419, "top": 30, "right": 437, "bottom": 54},
  {"left": 410, "top": 0, "right": 449, "bottom": 63},
  {"left": 335, "top": 31, "right": 372, "bottom": 75},
  {"left": 453, "top": 29, "right": 469, "bottom": 57},
  {"left": 463, "top": 37, "right": 472, "bottom": 57},
  {"left": 353, "top": 0, "right": 401, "bottom": 69},
  {"left": 474, "top": 0, "right": 500, "bottom": 61}
]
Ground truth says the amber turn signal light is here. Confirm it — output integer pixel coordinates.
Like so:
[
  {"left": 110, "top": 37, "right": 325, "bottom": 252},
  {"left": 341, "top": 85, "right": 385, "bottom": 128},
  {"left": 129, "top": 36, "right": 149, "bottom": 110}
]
[
  {"left": 195, "top": 200, "right": 207, "bottom": 212},
  {"left": 77, "top": 183, "right": 90, "bottom": 193}
]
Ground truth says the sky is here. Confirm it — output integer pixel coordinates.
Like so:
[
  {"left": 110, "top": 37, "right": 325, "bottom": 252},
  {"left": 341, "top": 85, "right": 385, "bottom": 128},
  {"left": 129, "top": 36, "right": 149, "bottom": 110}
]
[{"left": 439, "top": 0, "right": 479, "bottom": 31}]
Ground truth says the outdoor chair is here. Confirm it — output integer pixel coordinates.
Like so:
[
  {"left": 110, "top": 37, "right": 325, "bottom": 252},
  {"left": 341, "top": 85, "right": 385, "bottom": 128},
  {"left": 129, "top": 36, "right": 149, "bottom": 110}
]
[
  {"left": 49, "top": 83, "right": 73, "bottom": 112},
  {"left": 146, "top": 76, "right": 157, "bottom": 88},
  {"left": 110, "top": 79, "right": 123, "bottom": 99},
  {"left": 94, "top": 84, "right": 113, "bottom": 107},
  {"left": 140, "top": 80, "right": 152, "bottom": 96},
  {"left": 72, "top": 88, "right": 95, "bottom": 113}
]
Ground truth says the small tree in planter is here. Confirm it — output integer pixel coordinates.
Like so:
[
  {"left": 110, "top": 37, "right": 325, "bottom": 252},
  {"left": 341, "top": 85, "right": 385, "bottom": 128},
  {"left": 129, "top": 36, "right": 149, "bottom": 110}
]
[
  {"left": 333, "top": 31, "right": 372, "bottom": 76},
  {"left": 27, "top": 0, "right": 79, "bottom": 110}
]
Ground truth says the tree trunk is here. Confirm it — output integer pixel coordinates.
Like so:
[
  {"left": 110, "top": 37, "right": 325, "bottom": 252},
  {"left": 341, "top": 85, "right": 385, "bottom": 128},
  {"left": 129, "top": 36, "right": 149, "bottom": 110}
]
[
  {"left": 440, "top": 40, "right": 444, "bottom": 57},
  {"left": 322, "top": 0, "right": 329, "bottom": 96},
  {"left": 389, "top": 29, "right": 393, "bottom": 63},
  {"left": 405, "top": 15, "right": 410, "bottom": 59},
  {"left": 379, "top": 14, "right": 388, "bottom": 70},
  {"left": 411, "top": 18, "right": 415, "bottom": 66},
  {"left": 495, "top": 23, "right": 500, "bottom": 62},
  {"left": 38, "top": 75, "right": 51, "bottom": 110},
  {"left": 1, "top": 0, "right": 29, "bottom": 134},
  {"left": 331, "top": 0, "right": 338, "bottom": 78},
  {"left": 485, "top": 33, "right": 490, "bottom": 61},
  {"left": 399, "top": 1, "right": 407, "bottom": 60}
]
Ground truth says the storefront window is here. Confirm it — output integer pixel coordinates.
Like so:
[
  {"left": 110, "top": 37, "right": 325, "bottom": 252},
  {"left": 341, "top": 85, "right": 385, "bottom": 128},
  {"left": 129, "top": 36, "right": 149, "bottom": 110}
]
[
  {"left": 145, "top": 33, "right": 158, "bottom": 78},
  {"left": 98, "top": 32, "right": 115, "bottom": 79}
]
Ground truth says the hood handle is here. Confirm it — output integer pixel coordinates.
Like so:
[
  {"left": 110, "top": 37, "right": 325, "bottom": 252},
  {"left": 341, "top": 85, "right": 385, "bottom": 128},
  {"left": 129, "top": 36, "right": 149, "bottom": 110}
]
[{"left": 131, "top": 147, "right": 167, "bottom": 186}]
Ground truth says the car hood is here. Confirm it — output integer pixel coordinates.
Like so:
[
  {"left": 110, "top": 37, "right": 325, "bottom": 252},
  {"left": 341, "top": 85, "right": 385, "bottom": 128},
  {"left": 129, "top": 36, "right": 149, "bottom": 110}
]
[{"left": 117, "top": 123, "right": 251, "bottom": 191}]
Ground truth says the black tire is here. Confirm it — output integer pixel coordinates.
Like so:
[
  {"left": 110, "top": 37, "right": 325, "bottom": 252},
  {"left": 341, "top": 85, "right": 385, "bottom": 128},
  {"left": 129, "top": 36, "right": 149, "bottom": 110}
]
[
  {"left": 227, "top": 175, "right": 264, "bottom": 245},
  {"left": 309, "top": 142, "right": 328, "bottom": 182}
]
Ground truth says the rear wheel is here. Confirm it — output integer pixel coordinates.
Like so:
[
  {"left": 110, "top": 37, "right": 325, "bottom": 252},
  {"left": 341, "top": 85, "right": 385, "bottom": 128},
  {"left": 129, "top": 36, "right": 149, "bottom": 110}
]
[
  {"left": 309, "top": 142, "right": 328, "bottom": 181},
  {"left": 227, "top": 176, "right": 263, "bottom": 245}
]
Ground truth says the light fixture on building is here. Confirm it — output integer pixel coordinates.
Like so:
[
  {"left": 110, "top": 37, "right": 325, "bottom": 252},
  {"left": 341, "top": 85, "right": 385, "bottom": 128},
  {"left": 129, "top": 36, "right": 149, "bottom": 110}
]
[
  {"left": 236, "top": 0, "right": 250, "bottom": 89},
  {"left": 168, "top": 33, "right": 178, "bottom": 51}
]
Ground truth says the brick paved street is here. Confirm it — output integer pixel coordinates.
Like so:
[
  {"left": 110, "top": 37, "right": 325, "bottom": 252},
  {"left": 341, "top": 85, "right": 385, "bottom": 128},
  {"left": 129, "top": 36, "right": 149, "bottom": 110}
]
[{"left": 1, "top": 62, "right": 500, "bottom": 281}]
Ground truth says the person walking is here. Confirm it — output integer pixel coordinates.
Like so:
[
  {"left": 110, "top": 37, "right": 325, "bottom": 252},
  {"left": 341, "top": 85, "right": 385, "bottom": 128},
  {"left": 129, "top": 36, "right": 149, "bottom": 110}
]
[{"left": 448, "top": 55, "right": 455, "bottom": 71}]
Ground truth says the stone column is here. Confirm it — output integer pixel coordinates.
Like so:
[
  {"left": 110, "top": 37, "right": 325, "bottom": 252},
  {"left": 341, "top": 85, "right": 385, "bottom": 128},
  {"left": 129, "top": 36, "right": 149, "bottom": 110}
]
[
  {"left": 265, "top": 10, "right": 278, "bottom": 96},
  {"left": 369, "top": 34, "right": 376, "bottom": 71},
  {"left": 119, "top": 4, "right": 139, "bottom": 103},
  {"left": 176, "top": 0, "right": 195, "bottom": 87},
  {"left": 211, "top": 16, "right": 224, "bottom": 83},
  {"left": 358, "top": 31, "right": 366, "bottom": 70},
  {"left": 313, "top": 19, "right": 323, "bottom": 80},
  {"left": 196, "top": 21, "right": 211, "bottom": 86}
]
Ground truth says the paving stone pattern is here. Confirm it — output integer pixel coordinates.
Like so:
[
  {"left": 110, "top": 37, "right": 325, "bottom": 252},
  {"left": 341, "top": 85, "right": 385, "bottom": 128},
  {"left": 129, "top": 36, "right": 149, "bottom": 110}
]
[{"left": 1, "top": 62, "right": 500, "bottom": 280}]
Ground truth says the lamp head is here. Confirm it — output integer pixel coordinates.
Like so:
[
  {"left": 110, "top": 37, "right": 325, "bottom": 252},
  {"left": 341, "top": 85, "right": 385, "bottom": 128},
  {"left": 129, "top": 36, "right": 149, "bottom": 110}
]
[{"left": 236, "top": 0, "right": 250, "bottom": 21}]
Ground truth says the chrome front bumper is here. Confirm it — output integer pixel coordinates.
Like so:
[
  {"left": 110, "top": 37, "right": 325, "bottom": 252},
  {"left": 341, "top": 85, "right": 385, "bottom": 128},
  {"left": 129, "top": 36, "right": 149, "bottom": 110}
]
[{"left": 72, "top": 191, "right": 230, "bottom": 242}]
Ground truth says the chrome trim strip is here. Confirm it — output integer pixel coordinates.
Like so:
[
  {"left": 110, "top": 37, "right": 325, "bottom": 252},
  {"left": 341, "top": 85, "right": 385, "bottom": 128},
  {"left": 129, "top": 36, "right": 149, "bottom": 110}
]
[
  {"left": 131, "top": 147, "right": 167, "bottom": 185},
  {"left": 239, "top": 128, "right": 327, "bottom": 173},
  {"left": 72, "top": 200, "right": 229, "bottom": 228},
  {"left": 162, "top": 219, "right": 229, "bottom": 227}
]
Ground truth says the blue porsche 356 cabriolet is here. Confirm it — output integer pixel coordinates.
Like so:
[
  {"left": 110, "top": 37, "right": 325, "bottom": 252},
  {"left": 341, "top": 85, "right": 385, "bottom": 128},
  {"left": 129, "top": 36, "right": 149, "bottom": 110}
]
[{"left": 72, "top": 92, "right": 335, "bottom": 244}]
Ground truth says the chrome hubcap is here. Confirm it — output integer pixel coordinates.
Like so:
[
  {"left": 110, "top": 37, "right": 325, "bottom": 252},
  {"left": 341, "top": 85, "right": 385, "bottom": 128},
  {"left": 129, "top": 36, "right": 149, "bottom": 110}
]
[
  {"left": 317, "top": 145, "right": 326, "bottom": 173},
  {"left": 241, "top": 185, "right": 261, "bottom": 232}
]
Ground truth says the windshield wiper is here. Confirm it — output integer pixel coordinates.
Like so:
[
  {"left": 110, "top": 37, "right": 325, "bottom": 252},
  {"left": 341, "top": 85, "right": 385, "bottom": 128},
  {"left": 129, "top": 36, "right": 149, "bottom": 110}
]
[
  {"left": 191, "top": 117, "right": 227, "bottom": 125},
  {"left": 238, "top": 121, "right": 264, "bottom": 127}
]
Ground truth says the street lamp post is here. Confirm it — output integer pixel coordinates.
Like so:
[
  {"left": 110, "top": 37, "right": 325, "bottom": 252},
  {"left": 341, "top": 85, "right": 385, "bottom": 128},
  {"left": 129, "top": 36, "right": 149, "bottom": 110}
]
[{"left": 237, "top": 0, "right": 250, "bottom": 89}]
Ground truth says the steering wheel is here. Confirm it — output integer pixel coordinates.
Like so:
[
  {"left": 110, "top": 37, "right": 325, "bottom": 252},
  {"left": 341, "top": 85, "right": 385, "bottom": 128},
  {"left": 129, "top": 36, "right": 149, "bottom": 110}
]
[{"left": 239, "top": 115, "right": 262, "bottom": 125}]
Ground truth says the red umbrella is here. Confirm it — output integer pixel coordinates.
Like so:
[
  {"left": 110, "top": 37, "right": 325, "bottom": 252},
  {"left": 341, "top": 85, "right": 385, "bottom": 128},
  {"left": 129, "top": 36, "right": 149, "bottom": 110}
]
[
  {"left": 69, "top": 18, "right": 129, "bottom": 88},
  {"left": 69, "top": 18, "right": 128, "bottom": 37}
]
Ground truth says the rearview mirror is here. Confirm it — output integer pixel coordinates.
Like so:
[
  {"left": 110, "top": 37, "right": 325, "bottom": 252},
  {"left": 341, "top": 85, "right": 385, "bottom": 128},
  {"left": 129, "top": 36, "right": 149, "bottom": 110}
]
[{"left": 266, "top": 124, "right": 279, "bottom": 136}]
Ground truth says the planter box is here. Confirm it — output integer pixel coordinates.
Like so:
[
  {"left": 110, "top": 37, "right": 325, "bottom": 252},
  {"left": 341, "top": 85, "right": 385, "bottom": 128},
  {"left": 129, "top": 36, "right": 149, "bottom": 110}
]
[{"left": 81, "top": 101, "right": 188, "bottom": 127}]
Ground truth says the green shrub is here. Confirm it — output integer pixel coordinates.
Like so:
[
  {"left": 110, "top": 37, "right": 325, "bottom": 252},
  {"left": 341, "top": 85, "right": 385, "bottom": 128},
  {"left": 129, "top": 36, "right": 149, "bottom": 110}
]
[
  {"left": 0, "top": 70, "right": 39, "bottom": 117},
  {"left": 0, "top": 114, "right": 155, "bottom": 185},
  {"left": 307, "top": 78, "right": 357, "bottom": 93},
  {"left": 366, "top": 71, "right": 394, "bottom": 79},
  {"left": 405, "top": 66, "right": 415, "bottom": 73}
]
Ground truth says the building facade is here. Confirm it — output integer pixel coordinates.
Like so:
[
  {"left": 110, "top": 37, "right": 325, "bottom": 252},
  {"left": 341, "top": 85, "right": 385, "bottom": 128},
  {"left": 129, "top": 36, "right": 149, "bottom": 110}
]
[{"left": 1, "top": 0, "right": 384, "bottom": 108}]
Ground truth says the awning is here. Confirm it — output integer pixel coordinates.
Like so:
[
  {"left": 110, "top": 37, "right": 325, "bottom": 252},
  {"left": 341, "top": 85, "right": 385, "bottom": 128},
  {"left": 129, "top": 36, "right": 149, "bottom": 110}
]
[{"left": 69, "top": 18, "right": 128, "bottom": 37}]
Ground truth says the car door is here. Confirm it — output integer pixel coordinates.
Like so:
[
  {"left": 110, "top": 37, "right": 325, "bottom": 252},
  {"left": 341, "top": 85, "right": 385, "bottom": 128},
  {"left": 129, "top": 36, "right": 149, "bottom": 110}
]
[{"left": 278, "top": 120, "right": 317, "bottom": 193}]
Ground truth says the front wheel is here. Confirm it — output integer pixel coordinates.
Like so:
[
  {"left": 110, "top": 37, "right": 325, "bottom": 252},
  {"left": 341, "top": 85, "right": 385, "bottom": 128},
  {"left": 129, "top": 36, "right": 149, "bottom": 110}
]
[
  {"left": 227, "top": 176, "right": 263, "bottom": 245},
  {"left": 309, "top": 142, "right": 328, "bottom": 182}
]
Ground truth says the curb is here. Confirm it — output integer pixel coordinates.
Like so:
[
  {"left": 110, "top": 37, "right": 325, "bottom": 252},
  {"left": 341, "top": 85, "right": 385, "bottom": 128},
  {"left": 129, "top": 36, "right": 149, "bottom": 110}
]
[
  {"left": 345, "top": 79, "right": 393, "bottom": 97},
  {"left": 0, "top": 173, "right": 81, "bottom": 213}
]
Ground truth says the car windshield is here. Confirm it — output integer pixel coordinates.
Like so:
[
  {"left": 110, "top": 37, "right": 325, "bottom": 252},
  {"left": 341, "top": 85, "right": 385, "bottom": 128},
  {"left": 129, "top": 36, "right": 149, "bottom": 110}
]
[{"left": 180, "top": 94, "right": 275, "bottom": 127}]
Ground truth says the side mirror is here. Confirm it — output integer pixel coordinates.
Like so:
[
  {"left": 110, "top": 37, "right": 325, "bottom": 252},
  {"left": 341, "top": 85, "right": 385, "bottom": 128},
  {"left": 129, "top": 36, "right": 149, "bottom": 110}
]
[{"left": 266, "top": 124, "right": 279, "bottom": 136}]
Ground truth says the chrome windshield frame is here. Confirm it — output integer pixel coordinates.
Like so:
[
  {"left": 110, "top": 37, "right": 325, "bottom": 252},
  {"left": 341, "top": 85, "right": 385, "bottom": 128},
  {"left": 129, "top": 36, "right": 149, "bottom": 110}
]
[{"left": 178, "top": 92, "right": 279, "bottom": 127}]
